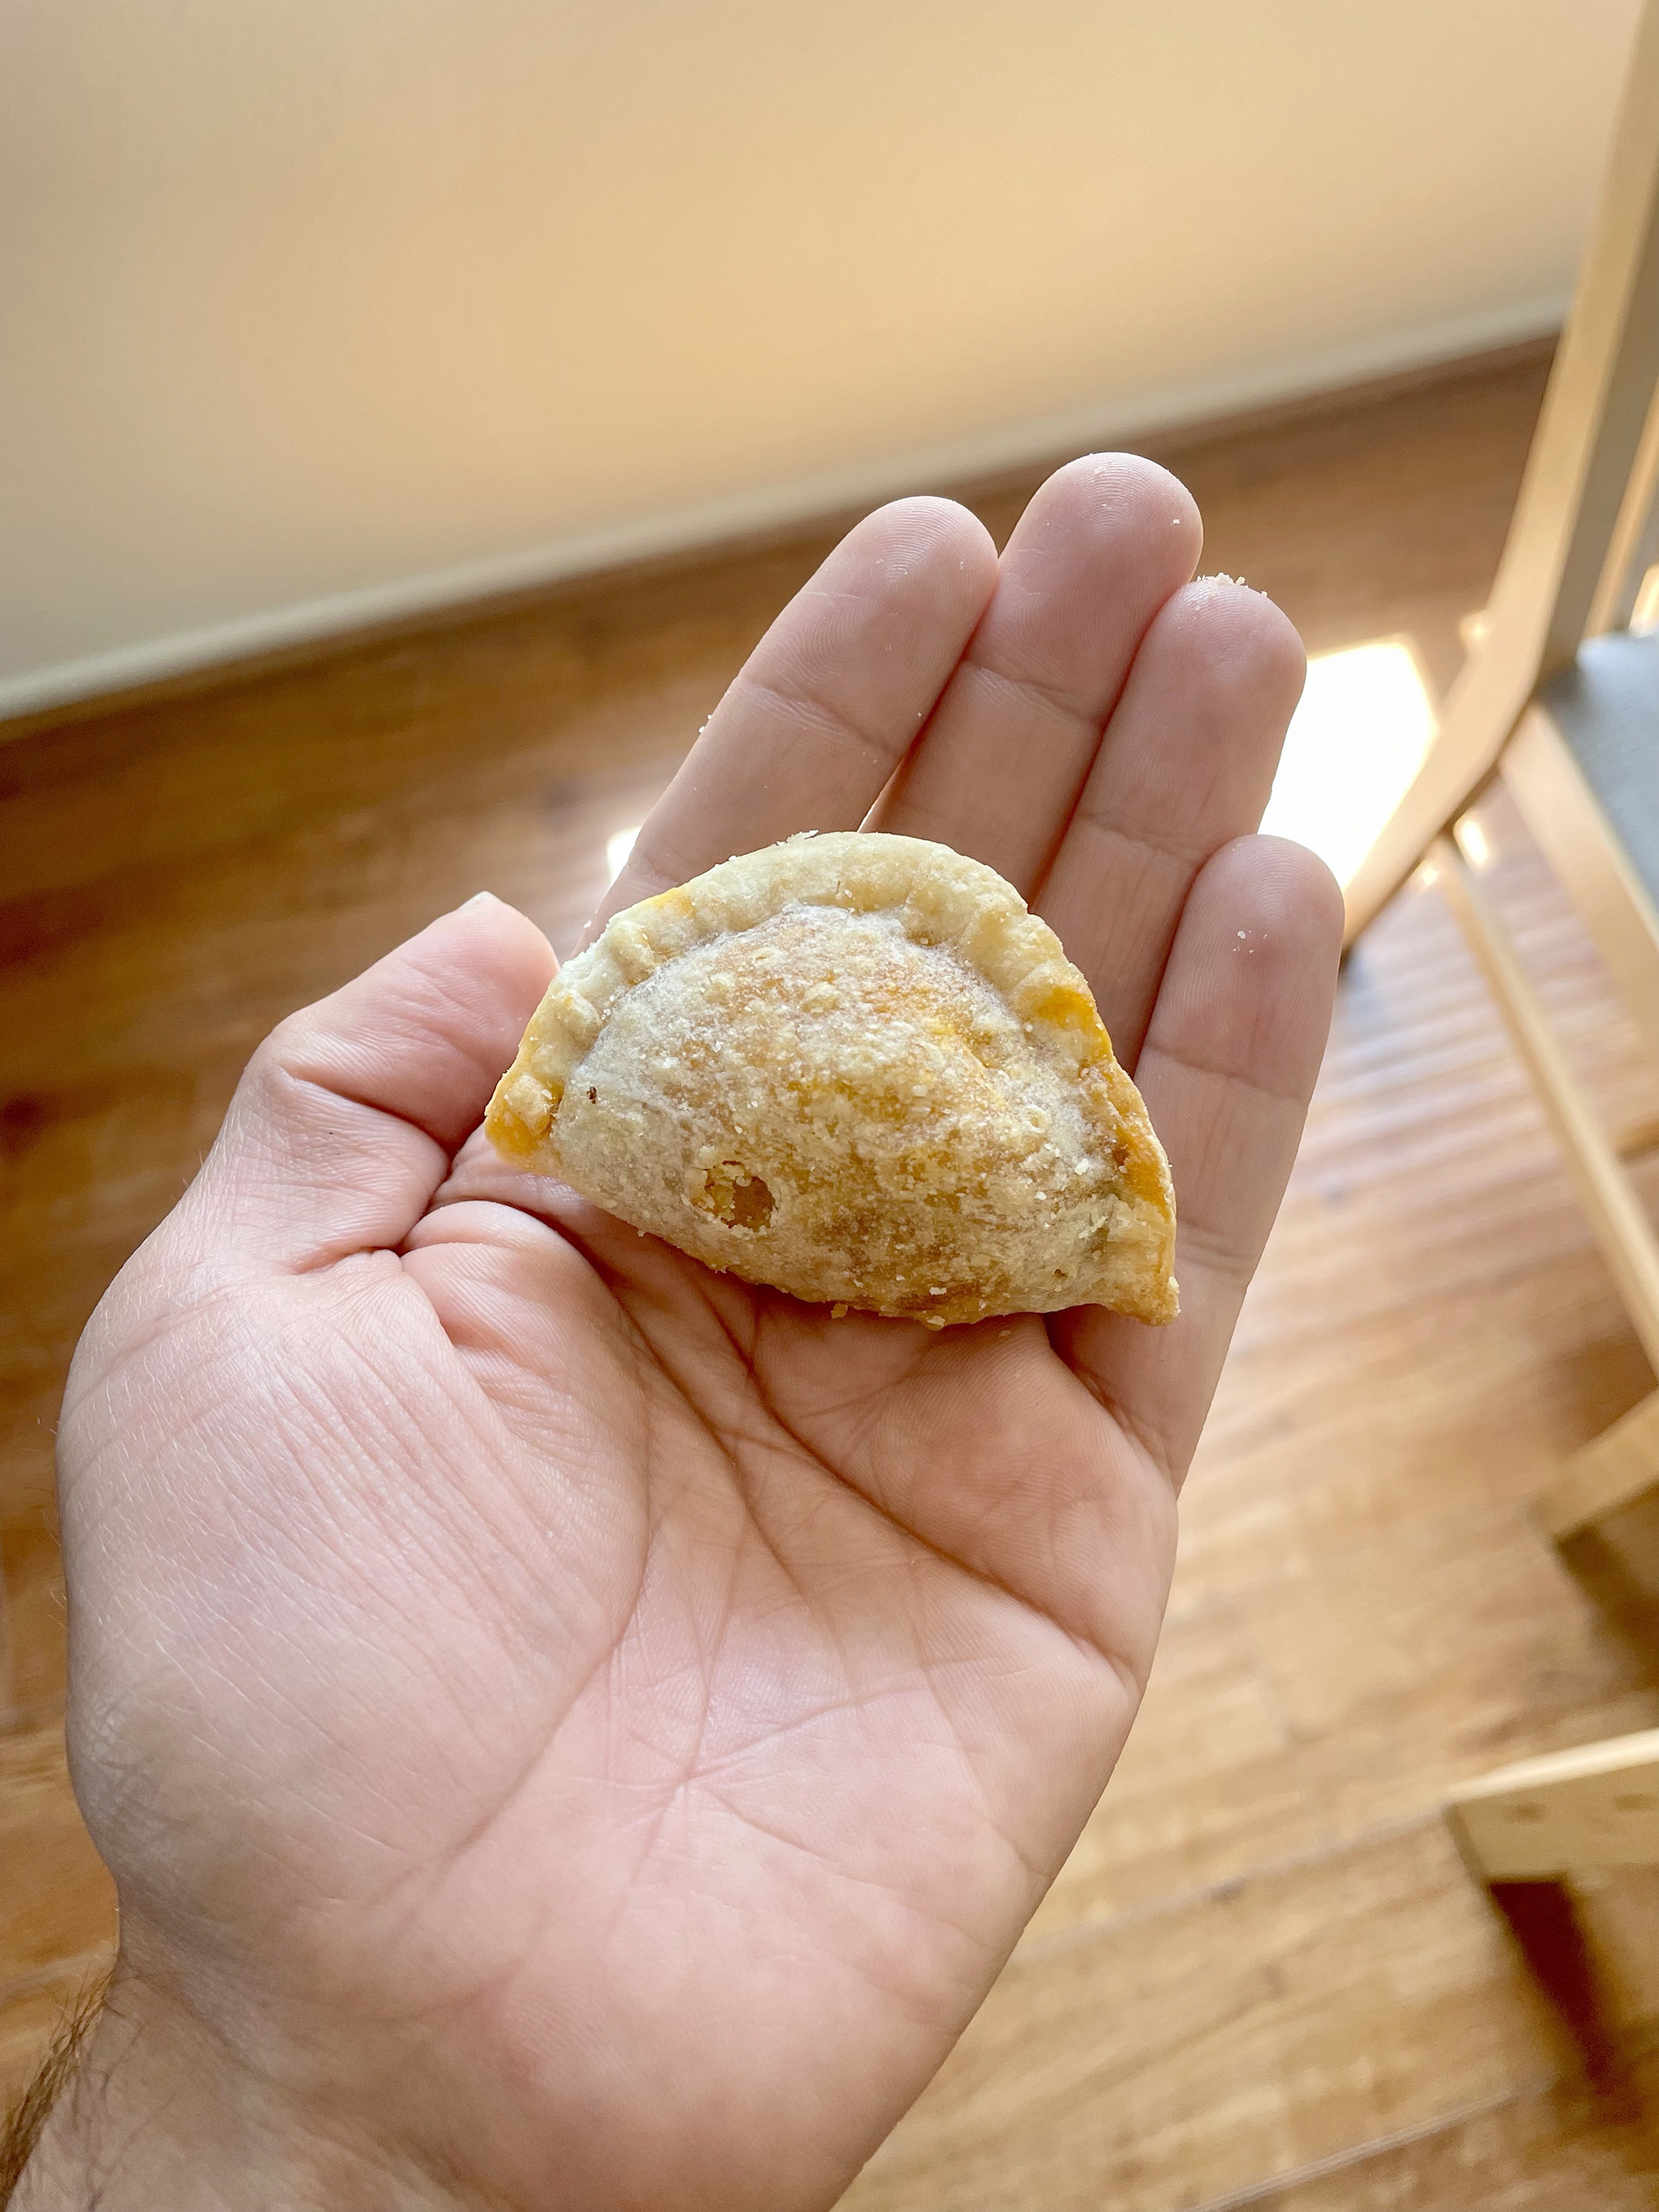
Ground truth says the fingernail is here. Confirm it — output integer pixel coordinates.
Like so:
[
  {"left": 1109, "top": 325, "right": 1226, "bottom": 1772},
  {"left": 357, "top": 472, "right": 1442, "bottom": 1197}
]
[{"left": 461, "top": 890, "right": 497, "bottom": 909}]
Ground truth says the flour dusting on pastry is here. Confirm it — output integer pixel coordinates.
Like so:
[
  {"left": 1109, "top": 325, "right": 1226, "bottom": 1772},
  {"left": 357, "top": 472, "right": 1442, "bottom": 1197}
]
[{"left": 487, "top": 832, "right": 1177, "bottom": 1326}]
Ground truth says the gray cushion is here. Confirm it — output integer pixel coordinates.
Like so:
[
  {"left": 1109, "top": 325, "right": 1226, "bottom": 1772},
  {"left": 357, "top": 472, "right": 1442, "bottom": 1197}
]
[{"left": 1538, "top": 630, "right": 1659, "bottom": 910}]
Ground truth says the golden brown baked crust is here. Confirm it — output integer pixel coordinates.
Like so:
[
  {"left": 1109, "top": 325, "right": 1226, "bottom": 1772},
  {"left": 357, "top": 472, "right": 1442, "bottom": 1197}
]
[{"left": 487, "top": 831, "right": 1177, "bottom": 1326}]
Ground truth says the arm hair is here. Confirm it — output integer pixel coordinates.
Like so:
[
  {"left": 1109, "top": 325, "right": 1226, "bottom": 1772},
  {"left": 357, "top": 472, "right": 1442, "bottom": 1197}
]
[{"left": 0, "top": 1970, "right": 111, "bottom": 2210}]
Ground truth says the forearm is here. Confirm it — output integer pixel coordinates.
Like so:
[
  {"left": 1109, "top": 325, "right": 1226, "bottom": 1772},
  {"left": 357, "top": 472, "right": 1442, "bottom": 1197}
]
[{"left": 6, "top": 1962, "right": 461, "bottom": 2212}]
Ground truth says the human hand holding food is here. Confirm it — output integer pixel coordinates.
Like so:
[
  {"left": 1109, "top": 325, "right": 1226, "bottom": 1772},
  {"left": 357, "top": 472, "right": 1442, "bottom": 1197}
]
[{"left": 16, "top": 459, "right": 1341, "bottom": 2212}]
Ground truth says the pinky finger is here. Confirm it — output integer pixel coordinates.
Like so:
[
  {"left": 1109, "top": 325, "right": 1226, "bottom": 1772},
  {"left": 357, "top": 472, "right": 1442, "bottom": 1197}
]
[{"left": 1055, "top": 835, "right": 1343, "bottom": 1486}]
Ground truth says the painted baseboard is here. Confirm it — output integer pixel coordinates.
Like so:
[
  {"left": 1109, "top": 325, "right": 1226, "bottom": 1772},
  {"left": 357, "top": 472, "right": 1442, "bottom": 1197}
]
[{"left": 0, "top": 290, "right": 1566, "bottom": 728}]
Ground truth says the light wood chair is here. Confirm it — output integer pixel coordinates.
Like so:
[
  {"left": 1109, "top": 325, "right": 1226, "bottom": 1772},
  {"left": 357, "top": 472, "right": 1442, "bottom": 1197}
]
[
  {"left": 1345, "top": 6, "right": 1659, "bottom": 1897},
  {"left": 1347, "top": 0, "right": 1659, "bottom": 1554},
  {"left": 1447, "top": 1731, "right": 1659, "bottom": 1884}
]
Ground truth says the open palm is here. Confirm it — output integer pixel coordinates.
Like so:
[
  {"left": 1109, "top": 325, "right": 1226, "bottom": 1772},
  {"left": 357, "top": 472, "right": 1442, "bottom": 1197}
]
[{"left": 46, "top": 459, "right": 1341, "bottom": 2212}]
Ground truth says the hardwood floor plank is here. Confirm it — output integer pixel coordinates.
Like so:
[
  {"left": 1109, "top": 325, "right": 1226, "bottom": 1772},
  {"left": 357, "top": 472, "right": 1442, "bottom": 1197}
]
[
  {"left": 0, "top": 1954, "right": 114, "bottom": 2116},
  {"left": 1027, "top": 1600, "right": 1322, "bottom": 1937},
  {"left": 1242, "top": 2078, "right": 1659, "bottom": 2210},
  {"left": 0, "top": 1528, "right": 66, "bottom": 1725},
  {"left": 0, "top": 1723, "right": 115, "bottom": 1991},
  {"left": 844, "top": 1823, "right": 1574, "bottom": 2212}
]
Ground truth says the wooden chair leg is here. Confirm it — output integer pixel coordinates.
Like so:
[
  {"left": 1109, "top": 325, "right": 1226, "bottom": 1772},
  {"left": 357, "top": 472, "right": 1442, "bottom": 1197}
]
[
  {"left": 1501, "top": 703, "right": 1659, "bottom": 1080},
  {"left": 1447, "top": 1730, "right": 1659, "bottom": 1879},
  {"left": 1539, "top": 1388, "right": 1659, "bottom": 1539},
  {"left": 1431, "top": 837, "right": 1659, "bottom": 1531}
]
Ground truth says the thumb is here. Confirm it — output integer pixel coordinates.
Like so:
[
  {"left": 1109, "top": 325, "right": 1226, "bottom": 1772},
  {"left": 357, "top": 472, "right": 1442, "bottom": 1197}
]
[{"left": 178, "top": 894, "right": 553, "bottom": 1272}]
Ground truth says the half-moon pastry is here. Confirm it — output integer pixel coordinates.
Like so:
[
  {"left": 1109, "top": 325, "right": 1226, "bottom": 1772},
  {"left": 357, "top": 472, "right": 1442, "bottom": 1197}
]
[{"left": 486, "top": 831, "right": 1177, "bottom": 1327}]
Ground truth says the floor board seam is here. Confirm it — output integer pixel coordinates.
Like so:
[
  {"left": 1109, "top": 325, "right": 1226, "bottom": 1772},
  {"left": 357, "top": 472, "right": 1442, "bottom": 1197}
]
[
  {"left": 1014, "top": 1810, "right": 1440, "bottom": 1963},
  {"left": 1167, "top": 2073, "right": 1559, "bottom": 2212}
]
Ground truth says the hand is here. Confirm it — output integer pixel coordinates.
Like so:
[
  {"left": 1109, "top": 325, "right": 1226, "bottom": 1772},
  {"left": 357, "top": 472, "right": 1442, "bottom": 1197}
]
[{"left": 22, "top": 459, "right": 1342, "bottom": 2211}]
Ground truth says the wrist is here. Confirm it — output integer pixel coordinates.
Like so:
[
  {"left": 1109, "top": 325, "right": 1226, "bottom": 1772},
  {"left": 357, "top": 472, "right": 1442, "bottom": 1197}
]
[{"left": 11, "top": 1954, "right": 461, "bottom": 2212}]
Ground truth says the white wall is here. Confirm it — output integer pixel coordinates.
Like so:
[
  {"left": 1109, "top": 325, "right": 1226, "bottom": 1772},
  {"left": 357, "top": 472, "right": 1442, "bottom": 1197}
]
[{"left": 0, "top": 0, "right": 1642, "bottom": 715}]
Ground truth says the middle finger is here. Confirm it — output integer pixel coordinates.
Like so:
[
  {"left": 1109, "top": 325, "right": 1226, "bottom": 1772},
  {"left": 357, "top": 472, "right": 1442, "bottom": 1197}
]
[{"left": 867, "top": 453, "right": 1201, "bottom": 891}]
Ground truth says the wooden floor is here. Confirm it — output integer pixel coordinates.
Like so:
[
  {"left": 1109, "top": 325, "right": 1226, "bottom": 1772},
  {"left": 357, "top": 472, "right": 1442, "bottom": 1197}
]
[{"left": 7, "top": 338, "right": 1659, "bottom": 2204}]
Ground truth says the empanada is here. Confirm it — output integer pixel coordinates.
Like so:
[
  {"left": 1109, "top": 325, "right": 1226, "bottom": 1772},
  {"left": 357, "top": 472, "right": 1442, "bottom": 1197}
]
[{"left": 487, "top": 831, "right": 1177, "bottom": 1326}]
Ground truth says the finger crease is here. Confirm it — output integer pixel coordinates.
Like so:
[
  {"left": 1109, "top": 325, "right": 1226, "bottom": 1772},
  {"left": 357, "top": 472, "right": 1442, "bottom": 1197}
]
[
  {"left": 1141, "top": 1043, "right": 1314, "bottom": 1111},
  {"left": 737, "top": 673, "right": 917, "bottom": 772},
  {"left": 955, "top": 653, "right": 1107, "bottom": 737},
  {"left": 1063, "top": 809, "right": 1222, "bottom": 879}
]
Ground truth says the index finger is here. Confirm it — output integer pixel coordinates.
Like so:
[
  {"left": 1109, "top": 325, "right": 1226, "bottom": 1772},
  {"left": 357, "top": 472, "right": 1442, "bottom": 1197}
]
[{"left": 589, "top": 495, "right": 998, "bottom": 941}]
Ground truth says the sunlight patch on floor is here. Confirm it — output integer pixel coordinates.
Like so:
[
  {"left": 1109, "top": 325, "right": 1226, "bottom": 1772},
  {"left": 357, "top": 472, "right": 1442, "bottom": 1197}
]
[
  {"left": 606, "top": 824, "right": 641, "bottom": 883},
  {"left": 1259, "top": 636, "right": 1438, "bottom": 887}
]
